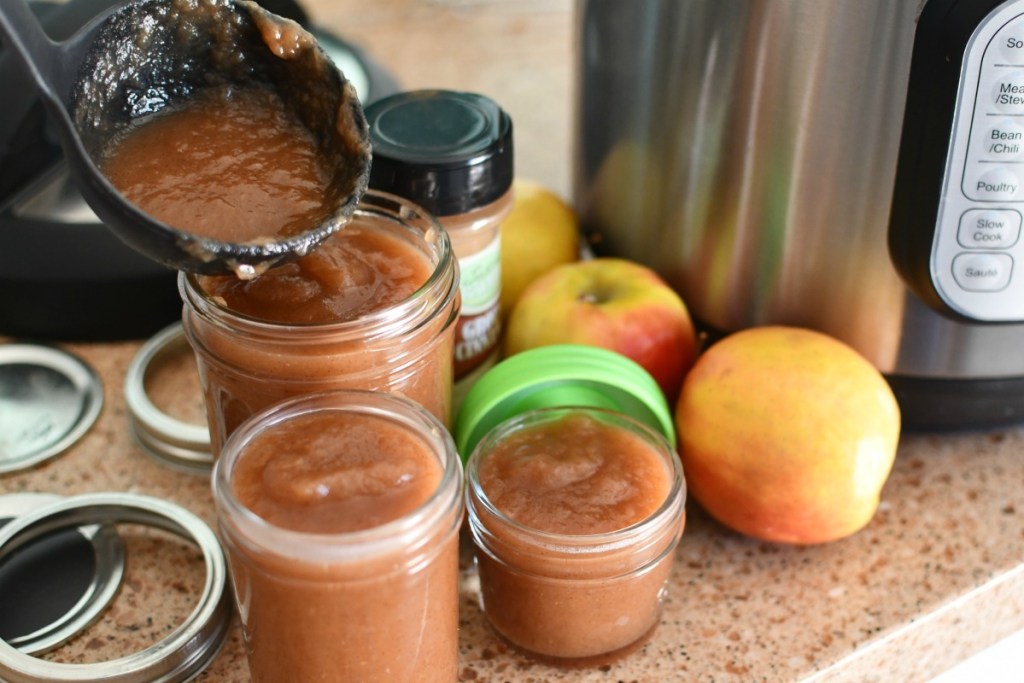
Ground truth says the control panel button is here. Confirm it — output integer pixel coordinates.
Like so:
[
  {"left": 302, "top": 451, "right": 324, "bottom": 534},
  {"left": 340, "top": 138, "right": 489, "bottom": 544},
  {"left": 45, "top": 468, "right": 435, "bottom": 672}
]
[
  {"left": 991, "top": 69, "right": 1024, "bottom": 113},
  {"left": 967, "top": 167, "right": 1022, "bottom": 201},
  {"left": 1000, "top": 25, "right": 1024, "bottom": 62},
  {"left": 951, "top": 253, "right": 1013, "bottom": 291},
  {"left": 982, "top": 119, "right": 1024, "bottom": 160},
  {"left": 957, "top": 209, "right": 1022, "bottom": 249},
  {"left": 929, "top": 4, "right": 1024, "bottom": 321}
]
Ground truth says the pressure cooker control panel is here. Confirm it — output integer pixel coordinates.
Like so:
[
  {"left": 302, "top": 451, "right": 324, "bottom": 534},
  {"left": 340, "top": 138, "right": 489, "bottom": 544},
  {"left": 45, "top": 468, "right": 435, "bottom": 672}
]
[{"left": 933, "top": 0, "right": 1024, "bottom": 321}]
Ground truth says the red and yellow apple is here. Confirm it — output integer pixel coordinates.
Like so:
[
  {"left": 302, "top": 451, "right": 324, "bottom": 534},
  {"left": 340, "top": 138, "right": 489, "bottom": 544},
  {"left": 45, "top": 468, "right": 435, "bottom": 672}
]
[
  {"left": 675, "top": 326, "right": 901, "bottom": 545},
  {"left": 504, "top": 257, "right": 699, "bottom": 401}
]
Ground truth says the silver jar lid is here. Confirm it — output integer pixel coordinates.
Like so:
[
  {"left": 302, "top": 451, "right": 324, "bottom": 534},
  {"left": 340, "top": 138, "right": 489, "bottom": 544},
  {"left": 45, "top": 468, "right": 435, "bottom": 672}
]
[
  {"left": 0, "top": 492, "right": 231, "bottom": 683},
  {"left": 124, "top": 323, "right": 212, "bottom": 473},
  {"left": 0, "top": 344, "right": 103, "bottom": 474},
  {"left": 0, "top": 493, "right": 124, "bottom": 655}
]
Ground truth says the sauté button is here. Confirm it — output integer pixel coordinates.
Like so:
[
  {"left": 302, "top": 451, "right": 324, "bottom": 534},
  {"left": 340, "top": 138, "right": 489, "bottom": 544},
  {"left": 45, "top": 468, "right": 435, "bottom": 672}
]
[{"left": 951, "top": 253, "right": 1013, "bottom": 291}]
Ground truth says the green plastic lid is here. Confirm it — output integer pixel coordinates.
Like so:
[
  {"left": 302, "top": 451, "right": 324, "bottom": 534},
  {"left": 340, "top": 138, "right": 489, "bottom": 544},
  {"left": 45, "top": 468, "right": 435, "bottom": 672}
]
[{"left": 453, "top": 345, "right": 676, "bottom": 460}]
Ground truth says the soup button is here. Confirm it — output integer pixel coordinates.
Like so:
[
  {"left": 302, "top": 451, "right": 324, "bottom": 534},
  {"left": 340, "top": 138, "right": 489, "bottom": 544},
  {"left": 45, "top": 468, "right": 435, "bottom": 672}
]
[
  {"left": 952, "top": 253, "right": 1013, "bottom": 292},
  {"left": 957, "top": 209, "right": 1022, "bottom": 249}
]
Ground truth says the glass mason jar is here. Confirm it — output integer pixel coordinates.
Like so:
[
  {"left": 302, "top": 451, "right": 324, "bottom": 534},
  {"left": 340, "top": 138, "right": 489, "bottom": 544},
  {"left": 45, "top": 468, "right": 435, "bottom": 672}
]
[
  {"left": 212, "top": 389, "right": 464, "bottom": 683},
  {"left": 465, "top": 406, "right": 686, "bottom": 663},
  {"left": 179, "top": 190, "right": 460, "bottom": 456}
]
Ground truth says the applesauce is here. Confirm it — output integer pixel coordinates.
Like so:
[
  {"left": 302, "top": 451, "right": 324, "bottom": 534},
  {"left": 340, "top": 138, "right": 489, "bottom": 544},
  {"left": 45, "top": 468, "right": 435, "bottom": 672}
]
[
  {"left": 101, "top": 85, "right": 335, "bottom": 245},
  {"left": 465, "top": 407, "right": 686, "bottom": 662},
  {"left": 180, "top": 191, "right": 459, "bottom": 456},
  {"left": 212, "top": 390, "right": 463, "bottom": 683}
]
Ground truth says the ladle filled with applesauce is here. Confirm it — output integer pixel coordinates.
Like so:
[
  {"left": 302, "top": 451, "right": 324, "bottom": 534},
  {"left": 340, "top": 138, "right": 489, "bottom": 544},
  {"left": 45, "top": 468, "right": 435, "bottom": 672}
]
[{"left": 0, "top": 0, "right": 371, "bottom": 278}]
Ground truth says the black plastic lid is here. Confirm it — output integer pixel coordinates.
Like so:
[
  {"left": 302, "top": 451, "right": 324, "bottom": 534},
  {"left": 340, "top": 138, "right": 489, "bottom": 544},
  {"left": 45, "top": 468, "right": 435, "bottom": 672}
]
[{"left": 365, "top": 90, "right": 513, "bottom": 216}]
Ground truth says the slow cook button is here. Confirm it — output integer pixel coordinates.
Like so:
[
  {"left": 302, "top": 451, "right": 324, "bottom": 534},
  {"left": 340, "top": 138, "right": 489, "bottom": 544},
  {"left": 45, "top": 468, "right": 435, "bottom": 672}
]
[
  {"left": 957, "top": 209, "right": 1022, "bottom": 249},
  {"left": 968, "top": 167, "right": 1022, "bottom": 201},
  {"left": 952, "top": 252, "right": 1013, "bottom": 292}
]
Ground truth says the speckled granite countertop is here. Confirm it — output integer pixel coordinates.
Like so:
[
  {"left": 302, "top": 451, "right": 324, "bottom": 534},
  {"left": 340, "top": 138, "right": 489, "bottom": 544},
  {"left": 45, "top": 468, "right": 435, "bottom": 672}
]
[
  {"left": 3, "top": 1, "right": 1024, "bottom": 681},
  {"left": 2, "top": 339, "right": 1023, "bottom": 683}
]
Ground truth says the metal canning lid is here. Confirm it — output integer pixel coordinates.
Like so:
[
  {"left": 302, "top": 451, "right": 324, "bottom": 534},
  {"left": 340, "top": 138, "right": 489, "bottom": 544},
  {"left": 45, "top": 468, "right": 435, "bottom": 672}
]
[
  {"left": 0, "top": 344, "right": 103, "bottom": 474},
  {"left": 453, "top": 344, "right": 676, "bottom": 461},
  {"left": 0, "top": 493, "right": 124, "bottom": 656},
  {"left": 0, "top": 492, "right": 231, "bottom": 683},
  {"left": 365, "top": 89, "right": 514, "bottom": 216},
  {"left": 124, "top": 323, "right": 212, "bottom": 474}
]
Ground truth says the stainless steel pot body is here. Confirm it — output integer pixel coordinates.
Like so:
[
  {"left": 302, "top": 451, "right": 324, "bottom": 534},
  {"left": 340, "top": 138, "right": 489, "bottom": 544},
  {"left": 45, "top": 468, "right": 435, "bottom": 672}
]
[{"left": 574, "top": 0, "right": 1024, "bottom": 380}]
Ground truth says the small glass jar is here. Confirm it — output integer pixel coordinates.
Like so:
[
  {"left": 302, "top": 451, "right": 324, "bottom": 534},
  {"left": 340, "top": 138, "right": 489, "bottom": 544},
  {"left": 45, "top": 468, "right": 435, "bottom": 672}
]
[
  {"left": 179, "top": 190, "right": 459, "bottom": 456},
  {"left": 465, "top": 405, "right": 686, "bottom": 663},
  {"left": 212, "top": 389, "right": 464, "bottom": 683},
  {"left": 365, "top": 90, "right": 514, "bottom": 406}
]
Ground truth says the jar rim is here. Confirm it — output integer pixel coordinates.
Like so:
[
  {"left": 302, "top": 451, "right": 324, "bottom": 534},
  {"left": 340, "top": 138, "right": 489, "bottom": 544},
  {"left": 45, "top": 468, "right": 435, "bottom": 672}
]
[
  {"left": 179, "top": 189, "right": 458, "bottom": 341},
  {"left": 212, "top": 389, "right": 464, "bottom": 563},
  {"left": 465, "top": 406, "right": 685, "bottom": 554}
]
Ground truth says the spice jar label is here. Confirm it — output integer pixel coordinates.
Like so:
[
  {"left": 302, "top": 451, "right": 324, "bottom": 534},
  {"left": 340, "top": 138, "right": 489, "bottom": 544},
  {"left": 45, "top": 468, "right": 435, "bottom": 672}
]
[
  {"left": 458, "top": 234, "right": 501, "bottom": 315},
  {"left": 455, "top": 235, "right": 502, "bottom": 380}
]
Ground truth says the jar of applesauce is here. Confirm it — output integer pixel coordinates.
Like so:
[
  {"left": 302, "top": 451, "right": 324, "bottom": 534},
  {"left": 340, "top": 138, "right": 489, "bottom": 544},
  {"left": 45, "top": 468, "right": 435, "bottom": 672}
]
[
  {"left": 212, "top": 389, "right": 463, "bottom": 683},
  {"left": 365, "top": 90, "right": 513, "bottom": 407},
  {"left": 180, "top": 190, "right": 459, "bottom": 457},
  {"left": 455, "top": 345, "right": 686, "bottom": 663}
]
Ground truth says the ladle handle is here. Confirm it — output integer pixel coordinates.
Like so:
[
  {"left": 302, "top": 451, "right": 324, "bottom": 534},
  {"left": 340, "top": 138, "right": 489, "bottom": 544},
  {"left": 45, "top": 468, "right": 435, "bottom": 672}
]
[
  {"left": 0, "top": 0, "right": 66, "bottom": 108},
  {"left": 0, "top": 0, "right": 124, "bottom": 233}
]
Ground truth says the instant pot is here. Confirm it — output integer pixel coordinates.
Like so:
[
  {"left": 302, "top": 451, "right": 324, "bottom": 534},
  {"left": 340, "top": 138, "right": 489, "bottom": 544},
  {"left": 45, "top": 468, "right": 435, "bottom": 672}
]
[
  {"left": 0, "top": 0, "right": 396, "bottom": 341},
  {"left": 576, "top": 0, "right": 1024, "bottom": 430}
]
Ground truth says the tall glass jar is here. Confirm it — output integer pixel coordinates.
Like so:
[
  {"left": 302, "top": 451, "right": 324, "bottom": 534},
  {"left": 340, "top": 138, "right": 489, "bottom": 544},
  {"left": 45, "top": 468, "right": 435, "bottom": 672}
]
[
  {"left": 180, "top": 190, "right": 459, "bottom": 456},
  {"left": 365, "top": 90, "right": 514, "bottom": 407},
  {"left": 212, "top": 389, "right": 463, "bottom": 683}
]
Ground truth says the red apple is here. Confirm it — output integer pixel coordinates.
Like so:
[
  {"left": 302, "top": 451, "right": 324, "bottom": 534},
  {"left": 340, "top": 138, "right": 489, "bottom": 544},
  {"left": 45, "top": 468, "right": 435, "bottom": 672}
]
[
  {"left": 504, "top": 257, "right": 698, "bottom": 401},
  {"left": 675, "top": 326, "right": 900, "bottom": 544}
]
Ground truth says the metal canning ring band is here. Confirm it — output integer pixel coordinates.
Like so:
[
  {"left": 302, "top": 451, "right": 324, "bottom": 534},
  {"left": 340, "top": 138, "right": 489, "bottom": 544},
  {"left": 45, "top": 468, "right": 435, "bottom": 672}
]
[
  {"left": 0, "top": 492, "right": 231, "bottom": 683},
  {"left": 124, "top": 322, "right": 212, "bottom": 474}
]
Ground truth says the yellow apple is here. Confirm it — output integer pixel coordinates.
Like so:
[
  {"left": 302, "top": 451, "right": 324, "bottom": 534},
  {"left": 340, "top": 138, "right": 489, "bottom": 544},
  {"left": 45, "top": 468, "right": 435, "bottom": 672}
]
[
  {"left": 499, "top": 179, "right": 579, "bottom": 317},
  {"left": 505, "top": 257, "right": 699, "bottom": 402},
  {"left": 675, "top": 326, "right": 900, "bottom": 545}
]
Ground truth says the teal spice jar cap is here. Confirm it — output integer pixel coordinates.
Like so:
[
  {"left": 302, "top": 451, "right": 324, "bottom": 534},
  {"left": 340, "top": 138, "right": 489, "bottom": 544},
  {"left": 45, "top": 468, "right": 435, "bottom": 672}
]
[{"left": 453, "top": 344, "right": 676, "bottom": 461}]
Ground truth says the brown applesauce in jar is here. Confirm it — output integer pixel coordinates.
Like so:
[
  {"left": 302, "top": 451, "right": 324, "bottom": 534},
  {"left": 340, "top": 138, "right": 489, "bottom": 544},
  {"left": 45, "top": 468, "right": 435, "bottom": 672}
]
[
  {"left": 180, "top": 191, "right": 459, "bottom": 456},
  {"left": 466, "top": 407, "right": 686, "bottom": 662},
  {"left": 213, "top": 390, "right": 463, "bottom": 683},
  {"left": 199, "top": 215, "right": 432, "bottom": 324}
]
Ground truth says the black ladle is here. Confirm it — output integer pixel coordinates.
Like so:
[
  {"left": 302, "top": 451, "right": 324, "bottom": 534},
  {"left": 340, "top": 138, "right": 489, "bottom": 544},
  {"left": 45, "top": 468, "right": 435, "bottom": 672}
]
[{"left": 0, "top": 0, "right": 371, "bottom": 277}]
